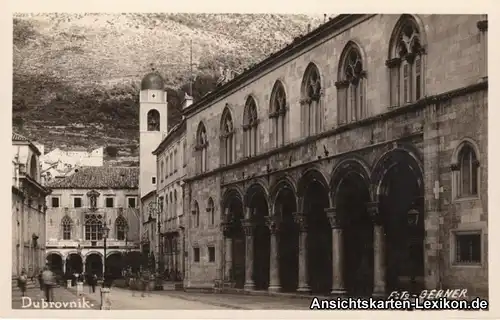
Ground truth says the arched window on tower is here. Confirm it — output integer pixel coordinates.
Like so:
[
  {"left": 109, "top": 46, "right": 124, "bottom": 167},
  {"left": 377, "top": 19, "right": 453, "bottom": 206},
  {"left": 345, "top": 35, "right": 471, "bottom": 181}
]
[
  {"left": 195, "top": 122, "right": 208, "bottom": 174},
  {"left": 269, "top": 81, "right": 288, "bottom": 147},
  {"left": 336, "top": 42, "right": 367, "bottom": 125},
  {"left": 115, "top": 215, "right": 128, "bottom": 241},
  {"left": 387, "top": 15, "right": 425, "bottom": 107},
  {"left": 207, "top": 197, "right": 215, "bottom": 226},
  {"left": 243, "top": 97, "right": 259, "bottom": 157},
  {"left": 220, "top": 106, "right": 235, "bottom": 166},
  {"left": 300, "top": 63, "right": 323, "bottom": 136},
  {"left": 147, "top": 109, "right": 160, "bottom": 131},
  {"left": 61, "top": 215, "right": 73, "bottom": 240}
]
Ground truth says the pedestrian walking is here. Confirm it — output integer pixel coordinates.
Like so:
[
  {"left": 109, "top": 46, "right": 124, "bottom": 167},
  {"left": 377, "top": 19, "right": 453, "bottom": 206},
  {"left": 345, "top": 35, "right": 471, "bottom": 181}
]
[
  {"left": 17, "top": 269, "right": 28, "bottom": 297},
  {"left": 41, "top": 266, "right": 56, "bottom": 302},
  {"left": 90, "top": 273, "right": 97, "bottom": 293},
  {"left": 37, "top": 269, "right": 44, "bottom": 293}
]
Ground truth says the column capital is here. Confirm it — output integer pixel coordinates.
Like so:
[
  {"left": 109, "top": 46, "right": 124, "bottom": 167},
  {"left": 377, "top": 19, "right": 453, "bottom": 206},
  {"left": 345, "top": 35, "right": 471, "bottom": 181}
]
[
  {"left": 241, "top": 219, "right": 255, "bottom": 236},
  {"left": 325, "top": 207, "right": 342, "bottom": 229},
  {"left": 292, "top": 212, "right": 308, "bottom": 231},
  {"left": 366, "top": 201, "right": 382, "bottom": 225},
  {"left": 265, "top": 216, "right": 281, "bottom": 234}
]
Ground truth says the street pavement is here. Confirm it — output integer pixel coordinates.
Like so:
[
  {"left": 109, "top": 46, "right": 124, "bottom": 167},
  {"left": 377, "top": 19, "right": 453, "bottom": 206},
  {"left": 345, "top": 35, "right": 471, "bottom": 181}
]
[
  {"left": 12, "top": 286, "right": 99, "bottom": 310},
  {"left": 65, "top": 284, "right": 313, "bottom": 310}
]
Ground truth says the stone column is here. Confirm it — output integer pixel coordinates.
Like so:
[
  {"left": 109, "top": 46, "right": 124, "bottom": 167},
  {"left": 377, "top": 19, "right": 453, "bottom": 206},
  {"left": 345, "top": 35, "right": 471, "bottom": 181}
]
[
  {"left": 293, "top": 212, "right": 310, "bottom": 293},
  {"left": 221, "top": 221, "right": 233, "bottom": 282},
  {"left": 326, "top": 207, "right": 346, "bottom": 295},
  {"left": 266, "top": 215, "right": 281, "bottom": 292},
  {"left": 367, "top": 202, "right": 386, "bottom": 296},
  {"left": 241, "top": 218, "right": 255, "bottom": 290},
  {"left": 62, "top": 259, "right": 66, "bottom": 274}
]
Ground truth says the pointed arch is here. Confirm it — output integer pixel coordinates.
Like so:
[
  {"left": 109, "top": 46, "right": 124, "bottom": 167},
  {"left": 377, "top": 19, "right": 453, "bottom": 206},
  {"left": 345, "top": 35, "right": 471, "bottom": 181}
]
[
  {"left": 387, "top": 14, "right": 427, "bottom": 107},
  {"left": 220, "top": 105, "right": 235, "bottom": 165},
  {"left": 195, "top": 121, "right": 208, "bottom": 173},
  {"left": 84, "top": 213, "right": 103, "bottom": 241},
  {"left": 330, "top": 157, "right": 372, "bottom": 207},
  {"left": 61, "top": 215, "right": 73, "bottom": 240},
  {"left": 147, "top": 109, "right": 160, "bottom": 131},
  {"left": 207, "top": 197, "right": 215, "bottom": 225},
  {"left": 115, "top": 215, "right": 128, "bottom": 240},
  {"left": 192, "top": 200, "right": 200, "bottom": 228},
  {"left": 451, "top": 138, "right": 481, "bottom": 199},
  {"left": 336, "top": 41, "right": 367, "bottom": 124},
  {"left": 269, "top": 80, "right": 288, "bottom": 148},
  {"left": 300, "top": 62, "right": 323, "bottom": 136},
  {"left": 243, "top": 96, "right": 259, "bottom": 157}
]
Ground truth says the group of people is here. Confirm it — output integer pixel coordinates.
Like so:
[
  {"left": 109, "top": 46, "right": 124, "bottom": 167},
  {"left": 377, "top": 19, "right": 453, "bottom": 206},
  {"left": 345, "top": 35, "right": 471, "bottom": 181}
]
[
  {"left": 16, "top": 266, "right": 57, "bottom": 302},
  {"left": 125, "top": 268, "right": 157, "bottom": 297}
]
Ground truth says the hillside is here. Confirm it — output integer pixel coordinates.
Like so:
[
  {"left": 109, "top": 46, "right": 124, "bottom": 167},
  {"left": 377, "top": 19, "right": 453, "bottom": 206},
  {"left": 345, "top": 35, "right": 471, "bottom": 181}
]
[{"left": 12, "top": 13, "right": 324, "bottom": 164}]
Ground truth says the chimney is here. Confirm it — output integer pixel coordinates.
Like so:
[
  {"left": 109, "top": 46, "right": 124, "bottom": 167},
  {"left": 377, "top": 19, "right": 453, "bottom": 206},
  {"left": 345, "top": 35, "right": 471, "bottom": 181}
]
[{"left": 182, "top": 92, "right": 194, "bottom": 109}]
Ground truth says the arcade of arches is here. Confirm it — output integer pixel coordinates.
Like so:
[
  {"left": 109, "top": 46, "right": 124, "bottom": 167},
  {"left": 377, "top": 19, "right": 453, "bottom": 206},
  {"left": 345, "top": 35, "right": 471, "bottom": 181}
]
[
  {"left": 45, "top": 252, "right": 128, "bottom": 278},
  {"left": 220, "top": 149, "right": 425, "bottom": 296}
]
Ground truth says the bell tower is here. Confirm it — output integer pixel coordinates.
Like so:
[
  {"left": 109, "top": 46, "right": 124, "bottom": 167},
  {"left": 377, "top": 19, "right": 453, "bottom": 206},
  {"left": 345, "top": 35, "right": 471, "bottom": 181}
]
[{"left": 139, "top": 68, "right": 168, "bottom": 199}]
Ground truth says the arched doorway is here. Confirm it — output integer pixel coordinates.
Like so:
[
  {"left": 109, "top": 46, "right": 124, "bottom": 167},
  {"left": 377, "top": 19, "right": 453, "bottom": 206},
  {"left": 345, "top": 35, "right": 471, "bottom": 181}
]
[
  {"left": 225, "top": 191, "right": 245, "bottom": 289},
  {"left": 332, "top": 161, "right": 373, "bottom": 296},
  {"left": 246, "top": 184, "right": 270, "bottom": 290},
  {"left": 106, "top": 253, "right": 123, "bottom": 278},
  {"left": 46, "top": 253, "right": 63, "bottom": 274},
  {"left": 66, "top": 253, "right": 83, "bottom": 274},
  {"left": 274, "top": 181, "right": 298, "bottom": 292},
  {"left": 85, "top": 253, "right": 103, "bottom": 277},
  {"left": 299, "top": 169, "right": 332, "bottom": 294},
  {"left": 373, "top": 148, "right": 425, "bottom": 293}
]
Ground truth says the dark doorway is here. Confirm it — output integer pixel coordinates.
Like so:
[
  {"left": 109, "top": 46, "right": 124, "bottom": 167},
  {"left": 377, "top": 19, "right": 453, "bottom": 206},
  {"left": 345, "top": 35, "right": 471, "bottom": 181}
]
[
  {"left": 47, "top": 253, "right": 63, "bottom": 274},
  {"left": 276, "top": 187, "right": 298, "bottom": 292},
  {"left": 228, "top": 198, "right": 245, "bottom": 289},
  {"left": 106, "top": 253, "right": 123, "bottom": 278},
  {"left": 336, "top": 172, "right": 373, "bottom": 296},
  {"left": 85, "top": 254, "right": 103, "bottom": 277},
  {"left": 66, "top": 253, "right": 83, "bottom": 274},
  {"left": 304, "top": 179, "right": 332, "bottom": 294},
  {"left": 250, "top": 191, "right": 270, "bottom": 291},
  {"left": 378, "top": 153, "right": 425, "bottom": 293}
]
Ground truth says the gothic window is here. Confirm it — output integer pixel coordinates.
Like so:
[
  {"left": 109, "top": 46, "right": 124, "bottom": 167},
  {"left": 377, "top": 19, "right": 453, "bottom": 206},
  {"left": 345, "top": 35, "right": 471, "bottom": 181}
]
[
  {"left": 147, "top": 109, "right": 160, "bottom": 131},
  {"left": 458, "top": 144, "right": 479, "bottom": 198},
  {"left": 336, "top": 42, "right": 366, "bottom": 125},
  {"left": 300, "top": 63, "right": 323, "bottom": 136},
  {"left": 195, "top": 122, "right": 208, "bottom": 174},
  {"left": 387, "top": 15, "right": 425, "bottom": 107},
  {"left": 160, "top": 161, "right": 164, "bottom": 183},
  {"left": 269, "top": 81, "right": 288, "bottom": 147},
  {"left": 84, "top": 214, "right": 103, "bottom": 241},
  {"left": 61, "top": 215, "right": 73, "bottom": 240},
  {"left": 115, "top": 215, "right": 128, "bottom": 241},
  {"left": 192, "top": 201, "right": 200, "bottom": 228},
  {"left": 243, "top": 96, "right": 259, "bottom": 157},
  {"left": 207, "top": 197, "right": 215, "bottom": 226},
  {"left": 220, "top": 106, "right": 235, "bottom": 166}
]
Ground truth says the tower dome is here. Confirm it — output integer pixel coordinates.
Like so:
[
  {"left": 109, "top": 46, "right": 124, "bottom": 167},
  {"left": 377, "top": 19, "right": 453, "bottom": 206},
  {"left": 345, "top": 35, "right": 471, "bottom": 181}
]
[{"left": 141, "top": 71, "right": 165, "bottom": 90}]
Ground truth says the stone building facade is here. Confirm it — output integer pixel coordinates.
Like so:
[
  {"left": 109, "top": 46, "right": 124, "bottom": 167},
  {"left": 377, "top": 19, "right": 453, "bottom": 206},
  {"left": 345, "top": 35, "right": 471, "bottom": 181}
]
[
  {"left": 45, "top": 166, "right": 140, "bottom": 277},
  {"left": 12, "top": 132, "right": 51, "bottom": 277},
  {"left": 152, "top": 101, "right": 190, "bottom": 279},
  {"left": 182, "top": 14, "right": 488, "bottom": 297}
]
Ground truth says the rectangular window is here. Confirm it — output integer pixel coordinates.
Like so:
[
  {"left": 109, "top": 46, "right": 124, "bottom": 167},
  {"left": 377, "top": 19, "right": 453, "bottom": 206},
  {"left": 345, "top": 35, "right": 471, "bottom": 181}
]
[
  {"left": 208, "top": 246, "right": 215, "bottom": 262},
  {"left": 51, "top": 197, "right": 60, "bottom": 208},
  {"left": 105, "top": 197, "right": 114, "bottom": 208},
  {"left": 73, "top": 197, "right": 82, "bottom": 208},
  {"left": 62, "top": 224, "right": 71, "bottom": 240},
  {"left": 152, "top": 177, "right": 156, "bottom": 185},
  {"left": 403, "top": 63, "right": 410, "bottom": 103},
  {"left": 127, "top": 197, "right": 137, "bottom": 208},
  {"left": 193, "top": 247, "right": 200, "bottom": 262},
  {"left": 455, "top": 232, "right": 481, "bottom": 264}
]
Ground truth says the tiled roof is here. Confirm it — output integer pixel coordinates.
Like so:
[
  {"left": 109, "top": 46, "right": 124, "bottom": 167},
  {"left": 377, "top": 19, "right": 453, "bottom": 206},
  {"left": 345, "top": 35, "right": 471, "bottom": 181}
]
[
  {"left": 12, "top": 132, "right": 30, "bottom": 141},
  {"left": 47, "top": 166, "right": 139, "bottom": 189}
]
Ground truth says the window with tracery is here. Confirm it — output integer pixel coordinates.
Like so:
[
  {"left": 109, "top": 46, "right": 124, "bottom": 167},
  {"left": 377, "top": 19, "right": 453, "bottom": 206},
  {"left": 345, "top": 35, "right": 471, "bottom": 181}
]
[
  {"left": 457, "top": 144, "right": 479, "bottom": 198},
  {"left": 195, "top": 122, "right": 208, "bottom": 174},
  {"left": 207, "top": 198, "right": 215, "bottom": 226},
  {"left": 300, "top": 63, "right": 323, "bottom": 136},
  {"left": 115, "top": 215, "right": 128, "bottom": 241},
  {"left": 61, "top": 215, "right": 73, "bottom": 240},
  {"left": 269, "top": 81, "right": 288, "bottom": 147},
  {"left": 243, "top": 97, "right": 259, "bottom": 157},
  {"left": 147, "top": 109, "right": 160, "bottom": 131},
  {"left": 336, "top": 43, "right": 366, "bottom": 125},
  {"left": 220, "top": 106, "right": 235, "bottom": 166},
  {"left": 387, "top": 15, "right": 425, "bottom": 107},
  {"left": 192, "top": 201, "right": 200, "bottom": 228},
  {"left": 84, "top": 214, "right": 103, "bottom": 241}
]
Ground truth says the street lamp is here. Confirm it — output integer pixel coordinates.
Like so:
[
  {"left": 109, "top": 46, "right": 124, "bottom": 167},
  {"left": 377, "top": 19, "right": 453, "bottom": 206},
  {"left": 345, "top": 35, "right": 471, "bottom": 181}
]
[
  {"left": 407, "top": 208, "right": 419, "bottom": 293},
  {"left": 147, "top": 199, "right": 163, "bottom": 274},
  {"left": 101, "top": 222, "right": 110, "bottom": 280}
]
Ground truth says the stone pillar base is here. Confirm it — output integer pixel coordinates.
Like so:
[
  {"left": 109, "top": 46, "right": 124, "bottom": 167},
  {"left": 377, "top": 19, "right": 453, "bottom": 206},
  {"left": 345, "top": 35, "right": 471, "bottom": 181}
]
[
  {"left": 66, "top": 280, "right": 72, "bottom": 288},
  {"left": 268, "top": 285, "right": 281, "bottom": 293},
  {"left": 372, "top": 289, "right": 386, "bottom": 298},
  {"left": 100, "top": 287, "right": 111, "bottom": 310},
  {"left": 297, "top": 286, "right": 311, "bottom": 293},
  {"left": 244, "top": 282, "right": 255, "bottom": 291},
  {"left": 330, "top": 289, "right": 347, "bottom": 296}
]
